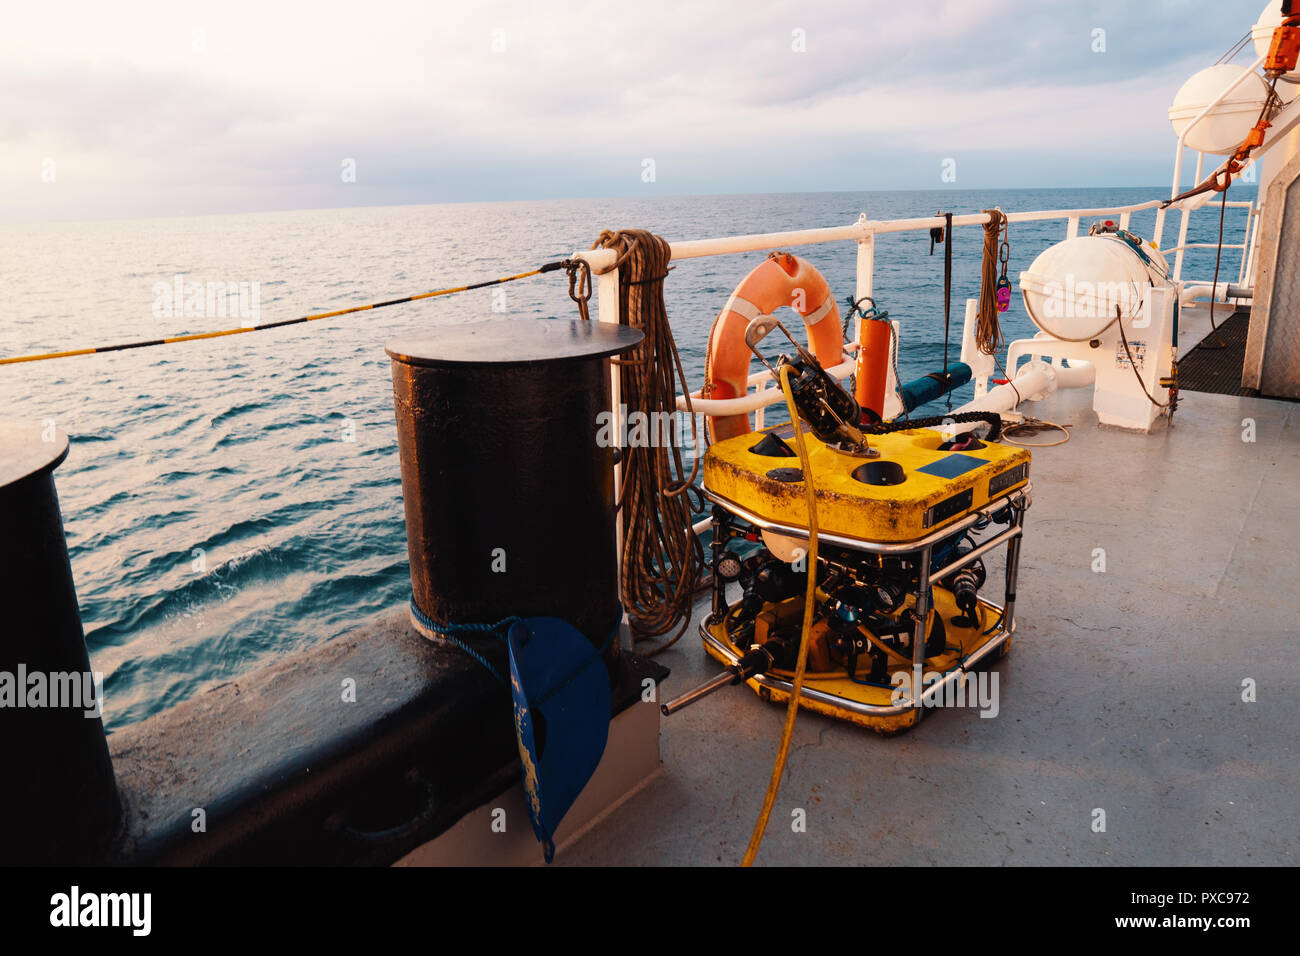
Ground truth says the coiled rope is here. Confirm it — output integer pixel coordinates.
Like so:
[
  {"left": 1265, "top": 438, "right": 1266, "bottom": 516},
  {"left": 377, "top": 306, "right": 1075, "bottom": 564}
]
[
  {"left": 977, "top": 209, "right": 1008, "bottom": 356},
  {"left": 589, "top": 229, "right": 707, "bottom": 655},
  {"left": 1001, "top": 418, "right": 1071, "bottom": 447}
]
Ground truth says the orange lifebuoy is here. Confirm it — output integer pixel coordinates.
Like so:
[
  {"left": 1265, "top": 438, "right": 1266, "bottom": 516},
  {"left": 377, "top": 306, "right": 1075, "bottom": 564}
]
[{"left": 702, "top": 253, "right": 845, "bottom": 442}]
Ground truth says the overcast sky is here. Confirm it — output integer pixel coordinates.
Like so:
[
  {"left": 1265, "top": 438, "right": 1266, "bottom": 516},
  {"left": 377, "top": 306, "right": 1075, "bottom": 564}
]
[{"left": 0, "top": 0, "right": 1271, "bottom": 221}]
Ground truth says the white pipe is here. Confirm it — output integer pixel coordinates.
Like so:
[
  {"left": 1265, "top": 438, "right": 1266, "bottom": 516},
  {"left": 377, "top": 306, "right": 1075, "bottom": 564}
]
[
  {"left": 953, "top": 366, "right": 1057, "bottom": 418},
  {"left": 959, "top": 298, "right": 994, "bottom": 396},
  {"left": 1179, "top": 282, "right": 1251, "bottom": 306},
  {"left": 1003, "top": 337, "right": 1098, "bottom": 383},
  {"left": 1048, "top": 362, "right": 1097, "bottom": 389},
  {"left": 580, "top": 197, "right": 1195, "bottom": 440},
  {"left": 950, "top": 356, "right": 1095, "bottom": 426},
  {"left": 669, "top": 223, "right": 870, "bottom": 259}
]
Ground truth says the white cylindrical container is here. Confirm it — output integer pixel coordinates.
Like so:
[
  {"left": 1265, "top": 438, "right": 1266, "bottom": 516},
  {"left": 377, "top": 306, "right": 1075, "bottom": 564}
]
[
  {"left": 1019, "top": 235, "right": 1169, "bottom": 341},
  {"left": 1168, "top": 64, "right": 1270, "bottom": 154}
]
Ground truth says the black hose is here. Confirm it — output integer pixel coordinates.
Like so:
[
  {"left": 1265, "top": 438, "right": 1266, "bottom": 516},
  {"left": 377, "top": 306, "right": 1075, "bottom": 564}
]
[{"left": 865, "top": 410, "right": 1003, "bottom": 441}]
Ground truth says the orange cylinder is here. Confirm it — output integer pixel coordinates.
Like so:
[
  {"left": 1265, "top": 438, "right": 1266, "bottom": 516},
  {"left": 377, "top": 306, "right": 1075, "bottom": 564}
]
[{"left": 854, "top": 319, "right": 891, "bottom": 422}]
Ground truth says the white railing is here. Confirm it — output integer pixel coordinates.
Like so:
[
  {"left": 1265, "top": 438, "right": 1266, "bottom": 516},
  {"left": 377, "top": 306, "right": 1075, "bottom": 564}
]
[
  {"left": 1156, "top": 49, "right": 1268, "bottom": 281},
  {"left": 576, "top": 194, "right": 1255, "bottom": 427},
  {"left": 582, "top": 37, "right": 1282, "bottom": 556},
  {"left": 1155, "top": 46, "right": 1300, "bottom": 289},
  {"left": 1160, "top": 198, "right": 1256, "bottom": 287}
]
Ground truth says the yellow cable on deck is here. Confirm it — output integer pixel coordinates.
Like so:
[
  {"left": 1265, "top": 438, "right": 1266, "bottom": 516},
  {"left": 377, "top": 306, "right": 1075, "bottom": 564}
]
[
  {"left": 741, "top": 363, "right": 819, "bottom": 867},
  {"left": 0, "top": 265, "right": 563, "bottom": 366}
]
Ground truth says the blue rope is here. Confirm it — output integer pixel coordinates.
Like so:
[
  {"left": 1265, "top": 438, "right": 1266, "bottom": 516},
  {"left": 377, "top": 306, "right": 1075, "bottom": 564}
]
[
  {"left": 409, "top": 599, "right": 621, "bottom": 700},
  {"left": 409, "top": 600, "right": 518, "bottom": 687}
]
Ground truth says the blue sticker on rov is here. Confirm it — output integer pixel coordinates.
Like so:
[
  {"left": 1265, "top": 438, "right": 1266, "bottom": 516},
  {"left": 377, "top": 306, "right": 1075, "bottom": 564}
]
[{"left": 916, "top": 453, "right": 986, "bottom": 480}]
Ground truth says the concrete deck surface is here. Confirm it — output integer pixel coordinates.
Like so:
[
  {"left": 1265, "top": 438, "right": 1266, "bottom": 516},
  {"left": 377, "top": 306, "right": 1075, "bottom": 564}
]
[{"left": 562, "top": 386, "right": 1298, "bottom": 866}]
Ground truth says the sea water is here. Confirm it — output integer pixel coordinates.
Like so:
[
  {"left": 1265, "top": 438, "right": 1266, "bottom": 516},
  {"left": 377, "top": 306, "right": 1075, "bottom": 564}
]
[{"left": 0, "top": 186, "right": 1252, "bottom": 729}]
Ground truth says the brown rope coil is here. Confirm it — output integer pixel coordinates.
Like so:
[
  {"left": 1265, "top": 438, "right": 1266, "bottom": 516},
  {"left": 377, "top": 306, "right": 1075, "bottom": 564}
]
[
  {"left": 977, "top": 208, "right": 1008, "bottom": 356},
  {"left": 589, "top": 229, "right": 706, "bottom": 654}
]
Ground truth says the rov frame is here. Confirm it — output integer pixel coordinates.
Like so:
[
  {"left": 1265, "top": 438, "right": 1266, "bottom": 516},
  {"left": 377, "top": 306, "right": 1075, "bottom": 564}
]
[{"left": 699, "top": 481, "right": 1032, "bottom": 732}]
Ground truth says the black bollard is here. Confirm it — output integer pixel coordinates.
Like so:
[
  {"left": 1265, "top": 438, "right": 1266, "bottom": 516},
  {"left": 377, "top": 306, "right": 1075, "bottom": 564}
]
[
  {"left": 386, "top": 319, "right": 643, "bottom": 658},
  {"left": 0, "top": 421, "right": 120, "bottom": 864}
]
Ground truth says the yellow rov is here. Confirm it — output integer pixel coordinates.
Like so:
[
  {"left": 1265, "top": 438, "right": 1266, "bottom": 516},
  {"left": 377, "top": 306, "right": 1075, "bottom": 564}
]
[{"left": 670, "top": 419, "right": 1031, "bottom": 734}]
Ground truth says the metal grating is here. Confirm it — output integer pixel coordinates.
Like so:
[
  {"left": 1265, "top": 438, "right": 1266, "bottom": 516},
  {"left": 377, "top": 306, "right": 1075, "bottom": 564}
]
[{"left": 1178, "top": 309, "right": 1253, "bottom": 396}]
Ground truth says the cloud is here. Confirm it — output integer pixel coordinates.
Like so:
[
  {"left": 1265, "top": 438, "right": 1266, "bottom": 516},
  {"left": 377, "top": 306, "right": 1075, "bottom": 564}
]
[{"left": 0, "top": 0, "right": 1271, "bottom": 221}]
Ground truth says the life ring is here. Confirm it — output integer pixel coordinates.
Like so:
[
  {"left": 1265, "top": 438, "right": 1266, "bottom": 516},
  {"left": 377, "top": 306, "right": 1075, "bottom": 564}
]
[{"left": 702, "top": 252, "right": 845, "bottom": 442}]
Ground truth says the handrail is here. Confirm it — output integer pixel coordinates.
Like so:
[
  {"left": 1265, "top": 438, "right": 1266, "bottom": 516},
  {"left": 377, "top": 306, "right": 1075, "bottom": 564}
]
[
  {"left": 580, "top": 192, "right": 1255, "bottom": 464},
  {"left": 577, "top": 199, "right": 1175, "bottom": 271},
  {"left": 1164, "top": 242, "right": 1249, "bottom": 252}
]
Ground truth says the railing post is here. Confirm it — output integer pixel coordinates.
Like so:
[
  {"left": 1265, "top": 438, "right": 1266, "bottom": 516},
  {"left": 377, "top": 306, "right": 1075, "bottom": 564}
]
[
  {"left": 1243, "top": 202, "right": 1262, "bottom": 287},
  {"left": 854, "top": 214, "right": 875, "bottom": 344},
  {"left": 575, "top": 249, "right": 630, "bottom": 644},
  {"left": 1173, "top": 153, "right": 1204, "bottom": 282},
  {"left": 1238, "top": 204, "right": 1253, "bottom": 287}
]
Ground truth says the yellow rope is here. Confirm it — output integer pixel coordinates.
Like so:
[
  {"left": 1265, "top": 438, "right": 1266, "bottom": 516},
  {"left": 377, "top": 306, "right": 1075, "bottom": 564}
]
[
  {"left": 741, "top": 363, "right": 818, "bottom": 867},
  {"left": 1001, "top": 417, "right": 1071, "bottom": 447},
  {"left": 0, "top": 267, "right": 548, "bottom": 366}
]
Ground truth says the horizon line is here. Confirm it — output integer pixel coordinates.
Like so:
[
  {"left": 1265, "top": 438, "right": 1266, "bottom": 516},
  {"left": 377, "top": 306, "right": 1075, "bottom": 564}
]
[{"left": 4, "top": 181, "right": 1255, "bottom": 229}]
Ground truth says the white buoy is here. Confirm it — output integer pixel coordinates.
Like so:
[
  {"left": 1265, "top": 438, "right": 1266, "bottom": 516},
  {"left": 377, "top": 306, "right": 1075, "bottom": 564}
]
[{"left": 1168, "top": 64, "right": 1270, "bottom": 154}]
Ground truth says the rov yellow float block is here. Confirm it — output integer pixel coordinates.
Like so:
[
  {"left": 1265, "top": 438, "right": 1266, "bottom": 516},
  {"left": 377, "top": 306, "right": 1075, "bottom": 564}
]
[{"left": 702, "top": 424, "right": 1030, "bottom": 543}]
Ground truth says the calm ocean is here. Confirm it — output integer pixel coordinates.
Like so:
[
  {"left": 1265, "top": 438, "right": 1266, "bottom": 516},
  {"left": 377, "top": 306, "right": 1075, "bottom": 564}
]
[{"left": 0, "top": 186, "right": 1252, "bottom": 730}]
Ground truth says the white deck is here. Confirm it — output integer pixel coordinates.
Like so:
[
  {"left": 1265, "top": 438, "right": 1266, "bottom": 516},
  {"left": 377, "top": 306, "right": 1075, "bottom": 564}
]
[{"left": 561, "top": 386, "right": 1298, "bottom": 866}]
